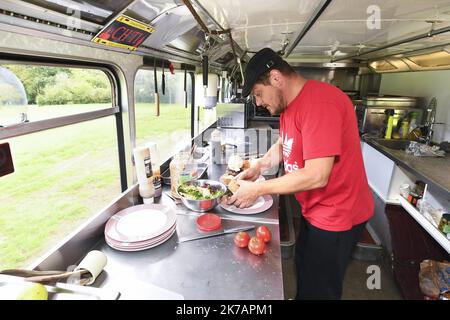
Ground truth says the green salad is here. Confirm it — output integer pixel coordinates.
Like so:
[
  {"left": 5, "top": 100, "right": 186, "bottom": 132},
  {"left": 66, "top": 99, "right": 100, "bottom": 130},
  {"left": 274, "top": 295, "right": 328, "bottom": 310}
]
[{"left": 178, "top": 183, "right": 225, "bottom": 200}]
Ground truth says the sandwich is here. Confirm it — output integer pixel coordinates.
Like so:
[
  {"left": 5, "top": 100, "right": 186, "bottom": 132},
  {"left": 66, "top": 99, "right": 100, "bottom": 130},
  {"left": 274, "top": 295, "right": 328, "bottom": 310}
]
[
  {"left": 222, "top": 155, "right": 250, "bottom": 186},
  {"left": 221, "top": 155, "right": 251, "bottom": 194},
  {"left": 227, "top": 178, "right": 240, "bottom": 194},
  {"left": 225, "top": 155, "right": 250, "bottom": 177}
]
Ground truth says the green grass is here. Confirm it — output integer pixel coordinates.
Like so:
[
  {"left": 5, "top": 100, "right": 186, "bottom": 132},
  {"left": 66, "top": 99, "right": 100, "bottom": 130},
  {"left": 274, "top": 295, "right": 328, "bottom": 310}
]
[
  {"left": 135, "top": 103, "right": 191, "bottom": 161},
  {"left": 0, "top": 103, "right": 191, "bottom": 269}
]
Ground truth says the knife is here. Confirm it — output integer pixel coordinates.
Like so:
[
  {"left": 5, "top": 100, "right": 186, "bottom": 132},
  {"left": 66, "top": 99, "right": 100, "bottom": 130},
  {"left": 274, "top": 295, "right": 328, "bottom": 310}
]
[{"left": 177, "top": 225, "right": 255, "bottom": 243}]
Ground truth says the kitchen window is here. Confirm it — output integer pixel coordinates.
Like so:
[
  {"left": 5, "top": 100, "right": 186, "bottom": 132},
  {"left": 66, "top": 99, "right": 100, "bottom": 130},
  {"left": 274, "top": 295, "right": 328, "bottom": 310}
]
[
  {"left": 134, "top": 68, "right": 193, "bottom": 164},
  {"left": 0, "top": 62, "right": 123, "bottom": 270}
]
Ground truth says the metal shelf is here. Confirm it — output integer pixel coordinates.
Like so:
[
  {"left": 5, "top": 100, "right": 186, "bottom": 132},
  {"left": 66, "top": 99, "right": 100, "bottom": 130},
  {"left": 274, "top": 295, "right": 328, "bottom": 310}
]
[{"left": 399, "top": 196, "right": 450, "bottom": 255}]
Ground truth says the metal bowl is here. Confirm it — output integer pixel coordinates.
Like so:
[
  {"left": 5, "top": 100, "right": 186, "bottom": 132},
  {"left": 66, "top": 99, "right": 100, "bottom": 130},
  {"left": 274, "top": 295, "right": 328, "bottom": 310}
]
[{"left": 177, "top": 179, "right": 227, "bottom": 212}]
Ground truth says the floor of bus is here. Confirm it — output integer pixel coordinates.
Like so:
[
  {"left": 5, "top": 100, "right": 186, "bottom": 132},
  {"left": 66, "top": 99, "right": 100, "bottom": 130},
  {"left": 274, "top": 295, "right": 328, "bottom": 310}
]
[{"left": 282, "top": 253, "right": 403, "bottom": 300}]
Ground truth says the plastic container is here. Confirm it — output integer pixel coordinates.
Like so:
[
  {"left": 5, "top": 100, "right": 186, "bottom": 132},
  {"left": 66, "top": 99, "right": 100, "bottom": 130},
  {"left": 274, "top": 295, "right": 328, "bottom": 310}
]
[
  {"left": 161, "top": 162, "right": 208, "bottom": 185},
  {"left": 399, "top": 183, "right": 410, "bottom": 199},
  {"left": 169, "top": 152, "right": 190, "bottom": 198},
  {"left": 196, "top": 213, "right": 221, "bottom": 231}
]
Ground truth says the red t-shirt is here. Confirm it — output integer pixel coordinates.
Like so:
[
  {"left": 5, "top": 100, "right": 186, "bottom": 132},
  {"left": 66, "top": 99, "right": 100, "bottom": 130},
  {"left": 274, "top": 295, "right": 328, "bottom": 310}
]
[{"left": 280, "top": 80, "right": 374, "bottom": 231}]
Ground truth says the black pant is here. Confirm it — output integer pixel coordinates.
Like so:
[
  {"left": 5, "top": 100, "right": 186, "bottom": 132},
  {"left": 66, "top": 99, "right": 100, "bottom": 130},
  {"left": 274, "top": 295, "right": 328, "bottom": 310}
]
[{"left": 295, "top": 216, "right": 366, "bottom": 300}]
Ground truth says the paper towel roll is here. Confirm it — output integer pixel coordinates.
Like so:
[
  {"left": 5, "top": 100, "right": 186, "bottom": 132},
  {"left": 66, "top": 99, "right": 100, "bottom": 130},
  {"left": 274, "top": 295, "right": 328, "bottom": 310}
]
[{"left": 74, "top": 250, "right": 107, "bottom": 285}]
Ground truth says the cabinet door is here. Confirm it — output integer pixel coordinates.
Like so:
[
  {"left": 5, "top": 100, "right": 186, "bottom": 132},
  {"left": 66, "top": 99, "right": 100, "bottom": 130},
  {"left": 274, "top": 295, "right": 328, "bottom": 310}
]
[
  {"left": 385, "top": 204, "right": 449, "bottom": 300},
  {"left": 362, "top": 143, "right": 395, "bottom": 199}
]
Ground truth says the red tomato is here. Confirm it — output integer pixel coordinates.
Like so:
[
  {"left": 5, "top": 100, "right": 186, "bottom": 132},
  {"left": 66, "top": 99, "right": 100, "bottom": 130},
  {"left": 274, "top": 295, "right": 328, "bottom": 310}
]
[
  {"left": 256, "top": 225, "right": 272, "bottom": 243},
  {"left": 248, "top": 236, "right": 265, "bottom": 255},
  {"left": 234, "top": 231, "right": 250, "bottom": 248}
]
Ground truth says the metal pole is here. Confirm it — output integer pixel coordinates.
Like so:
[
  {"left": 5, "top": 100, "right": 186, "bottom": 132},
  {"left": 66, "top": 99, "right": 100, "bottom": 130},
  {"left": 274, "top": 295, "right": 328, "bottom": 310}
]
[
  {"left": 332, "top": 25, "right": 450, "bottom": 62},
  {"left": 284, "top": 0, "right": 332, "bottom": 57}
]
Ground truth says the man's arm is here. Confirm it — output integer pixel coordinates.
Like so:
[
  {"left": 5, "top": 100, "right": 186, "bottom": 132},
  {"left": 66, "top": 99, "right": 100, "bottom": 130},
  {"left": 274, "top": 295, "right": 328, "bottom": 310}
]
[
  {"left": 256, "top": 156, "right": 335, "bottom": 195},
  {"left": 229, "top": 156, "right": 335, "bottom": 208},
  {"left": 256, "top": 137, "right": 283, "bottom": 171},
  {"left": 237, "top": 137, "right": 283, "bottom": 181}
]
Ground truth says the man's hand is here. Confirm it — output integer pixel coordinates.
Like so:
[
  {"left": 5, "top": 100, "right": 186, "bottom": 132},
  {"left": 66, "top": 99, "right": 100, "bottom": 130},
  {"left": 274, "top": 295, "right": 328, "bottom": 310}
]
[
  {"left": 236, "top": 160, "right": 261, "bottom": 182},
  {"left": 226, "top": 180, "right": 260, "bottom": 208}
]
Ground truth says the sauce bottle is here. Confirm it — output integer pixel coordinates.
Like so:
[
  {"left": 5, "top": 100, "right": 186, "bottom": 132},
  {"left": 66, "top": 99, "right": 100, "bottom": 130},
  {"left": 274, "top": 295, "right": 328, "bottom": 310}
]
[
  {"left": 133, "top": 146, "right": 155, "bottom": 203},
  {"left": 384, "top": 109, "right": 395, "bottom": 139}
]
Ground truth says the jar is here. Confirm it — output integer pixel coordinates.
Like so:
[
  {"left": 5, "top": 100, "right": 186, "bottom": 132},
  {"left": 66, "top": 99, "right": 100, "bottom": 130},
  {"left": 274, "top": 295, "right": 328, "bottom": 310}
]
[
  {"left": 438, "top": 213, "right": 450, "bottom": 235},
  {"left": 399, "top": 183, "right": 410, "bottom": 199},
  {"left": 407, "top": 191, "right": 421, "bottom": 207},
  {"left": 169, "top": 152, "right": 190, "bottom": 198},
  {"left": 152, "top": 166, "right": 162, "bottom": 198}
]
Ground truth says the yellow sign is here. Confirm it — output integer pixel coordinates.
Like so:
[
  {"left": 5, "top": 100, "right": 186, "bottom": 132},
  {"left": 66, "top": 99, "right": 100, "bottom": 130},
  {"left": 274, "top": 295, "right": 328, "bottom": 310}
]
[{"left": 92, "top": 15, "right": 155, "bottom": 51}]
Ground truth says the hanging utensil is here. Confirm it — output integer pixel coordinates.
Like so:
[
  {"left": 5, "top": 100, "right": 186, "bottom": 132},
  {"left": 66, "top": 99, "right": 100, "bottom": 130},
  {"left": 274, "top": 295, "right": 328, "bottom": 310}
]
[
  {"left": 202, "top": 55, "right": 208, "bottom": 87},
  {"left": 184, "top": 68, "right": 188, "bottom": 109},
  {"left": 162, "top": 61, "right": 166, "bottom": 96},
  {"left": 154, "top": 58, "right": 160, "bottom": 117}
]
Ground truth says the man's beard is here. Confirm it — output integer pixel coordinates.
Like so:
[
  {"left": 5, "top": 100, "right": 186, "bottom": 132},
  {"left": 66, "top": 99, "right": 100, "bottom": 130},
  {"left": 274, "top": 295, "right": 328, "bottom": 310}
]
[{"left": 269, "top": 91, "right": 285, "bottom": 116}]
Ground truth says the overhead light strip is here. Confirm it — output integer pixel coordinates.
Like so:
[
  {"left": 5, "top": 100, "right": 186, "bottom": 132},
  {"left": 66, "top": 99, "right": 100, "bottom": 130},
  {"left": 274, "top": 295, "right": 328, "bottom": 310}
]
[{"left": 0, "top": 9, "right": 94, "bottom": 36}]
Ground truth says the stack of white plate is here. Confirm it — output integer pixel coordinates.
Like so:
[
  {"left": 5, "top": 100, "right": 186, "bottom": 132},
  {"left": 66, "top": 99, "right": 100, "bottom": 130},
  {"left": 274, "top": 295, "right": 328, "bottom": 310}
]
[{"left": 104, "top": 204, "right": 177, "bottom": 251}]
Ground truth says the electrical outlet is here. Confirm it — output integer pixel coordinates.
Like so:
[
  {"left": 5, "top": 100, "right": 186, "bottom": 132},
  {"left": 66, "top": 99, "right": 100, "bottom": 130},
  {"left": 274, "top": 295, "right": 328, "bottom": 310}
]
[{"left": 0, "top": 143, "right": 14, "bottom": 177}]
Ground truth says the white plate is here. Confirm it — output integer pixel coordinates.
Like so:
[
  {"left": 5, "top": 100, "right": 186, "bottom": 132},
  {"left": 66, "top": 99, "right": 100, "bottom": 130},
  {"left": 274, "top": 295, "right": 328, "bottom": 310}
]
[
  {"left": 219, "top": 195, "right": 273, "bottom": 214},
  {"left": 105, "top": 228, "right": 176, "bottom": 252},
  {"left": 105, "top": 204, "right": 176, "bottom": 242},
  {"left": 105, "top": 224, "right": 176, "bottom": 248}
]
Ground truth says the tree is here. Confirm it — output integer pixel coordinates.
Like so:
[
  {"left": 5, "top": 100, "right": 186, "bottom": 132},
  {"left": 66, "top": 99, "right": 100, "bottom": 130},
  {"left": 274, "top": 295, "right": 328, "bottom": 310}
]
[
  {"left": 3, "top": 65, "right": 111, "bottom": 106},
  {"left": 36, "top": 69, "right": 111, "bottom": 105},
  {"left": 5, "top": 65, "right": 71, "bottom": 104}
]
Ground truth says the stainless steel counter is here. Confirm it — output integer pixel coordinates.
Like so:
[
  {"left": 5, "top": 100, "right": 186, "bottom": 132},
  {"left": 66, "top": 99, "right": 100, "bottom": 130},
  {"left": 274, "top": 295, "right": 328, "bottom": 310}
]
[
  {"left": 364, "top": 138, "right": 450, "bottom": 198},
  {"left": 91, "top": 163, "right": 284, "bottom": 300}
]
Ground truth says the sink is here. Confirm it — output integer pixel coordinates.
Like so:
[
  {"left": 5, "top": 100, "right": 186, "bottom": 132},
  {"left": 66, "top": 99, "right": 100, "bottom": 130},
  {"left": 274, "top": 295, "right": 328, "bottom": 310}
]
[{"left": 371, "top": 138, "right": 412, "bottom": 150}]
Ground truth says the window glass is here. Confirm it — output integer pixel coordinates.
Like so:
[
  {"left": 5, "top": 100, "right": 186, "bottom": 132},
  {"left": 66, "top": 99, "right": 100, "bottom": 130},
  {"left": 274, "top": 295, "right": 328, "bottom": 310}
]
[
  {"left": 198, "top": 106, "right": 217, "bottom": 134},
  {"left": 0, "top": 116, "right": 121, "bottom": 269},
  {"left": 0, "top": 65, "right": 112, "bottom": 126},
  {"left": 134, "top": 69, "right": 192, "bottom": 164}
]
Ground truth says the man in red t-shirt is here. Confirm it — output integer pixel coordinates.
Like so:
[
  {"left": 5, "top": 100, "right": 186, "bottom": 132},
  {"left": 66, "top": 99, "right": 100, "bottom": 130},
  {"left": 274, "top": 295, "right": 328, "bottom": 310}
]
[{"left": 227, "top": 48, "right": 374, "bottom": 299}]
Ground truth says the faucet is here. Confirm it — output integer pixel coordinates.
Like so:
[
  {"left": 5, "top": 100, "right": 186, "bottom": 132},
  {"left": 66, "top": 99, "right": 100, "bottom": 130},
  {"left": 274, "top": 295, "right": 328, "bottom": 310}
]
[{"left": 421, "top": 97, "right": 447, "bottom": 145}]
